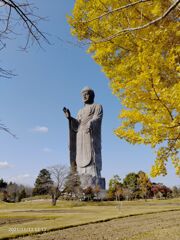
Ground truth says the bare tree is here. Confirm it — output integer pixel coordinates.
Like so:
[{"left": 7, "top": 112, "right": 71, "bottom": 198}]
[
  {"left": 0, "top": 0, "right": 48, "bottom": 75},
  {"left": 63, "top": 167, "right": 82, "bottom": 200},
  {"left": 0, "top": 0, "right": 48, "bottom": 50},
  {"left": 48, "top": 165, "right": 69, "bottom": 206},
  {"left": 0, "top": 0, "right": 49, "bottom": 136}
]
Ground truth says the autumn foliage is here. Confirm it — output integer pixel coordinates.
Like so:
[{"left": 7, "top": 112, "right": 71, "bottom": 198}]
[{"left": 68, "top": 0, "right": 180, "bottom": 176}]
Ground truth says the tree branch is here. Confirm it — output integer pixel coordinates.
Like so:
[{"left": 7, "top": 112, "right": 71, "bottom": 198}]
[
  {"left": 94, "top": 0, "right": 180, "bottom": 42},
  {"left": 98, "top": 0, "right": 109, "bottom": 12},
  {"left": 85, "top": 0, "right": 151, "bottom": 23},
  {"left": 165, "top": 123, "right": 180, "bottom": 129},
  {"left": 1, "top": 0, "right": 49, "bottom": 46},
  {"left": 0, "top": 122, "right": 17, "bottom": 138},
  {"left": 0, "top": 67, "right": 16, "bottom": 78},
  {"left": 150, "top": 79, "right": 174, "bottom": 122}
]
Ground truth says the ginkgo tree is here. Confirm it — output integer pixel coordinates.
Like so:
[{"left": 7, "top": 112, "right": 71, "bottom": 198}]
[{"left": 68, "top": 0, "right": 180, "bottom": 176}]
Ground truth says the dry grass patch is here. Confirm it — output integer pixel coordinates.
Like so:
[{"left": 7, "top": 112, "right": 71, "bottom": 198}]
[{"left": 0, "top": 198, "right": 179, "bottom": 239}]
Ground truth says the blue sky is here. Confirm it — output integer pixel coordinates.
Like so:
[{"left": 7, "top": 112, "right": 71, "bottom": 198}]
[{"left": 0, "top": 0, "right": 179, "bottom": 188}]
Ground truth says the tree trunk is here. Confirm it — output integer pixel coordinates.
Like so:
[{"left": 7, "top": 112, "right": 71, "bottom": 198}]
[{"left": 51, "top": 194, "right": 57, "bottom": 206}]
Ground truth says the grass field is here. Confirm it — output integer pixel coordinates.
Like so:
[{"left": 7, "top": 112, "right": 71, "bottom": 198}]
[{"left": 0, "top": 198, "right": 180, "bottom": 240}]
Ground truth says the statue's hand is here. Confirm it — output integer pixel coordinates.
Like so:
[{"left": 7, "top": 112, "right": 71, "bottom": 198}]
[
  {"left": 63, "top": 107, "right": 71, "bottom": 119},
  {"left": 86, "top": 121, "right": 92, "bottom": 133}
]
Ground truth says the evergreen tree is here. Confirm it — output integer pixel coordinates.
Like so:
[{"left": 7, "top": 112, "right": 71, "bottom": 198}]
[
  {"left": 64, "top": 168, "right": 82, "bottom": 199},
  {"left": 0, "top": 178, "right": 7, "bottom": 190},
  {"left": 33, "top": 169, "right": 53, "bottom": 196},
  {"left": 18, "top": 189, "right": 27, "bottom": 202}
]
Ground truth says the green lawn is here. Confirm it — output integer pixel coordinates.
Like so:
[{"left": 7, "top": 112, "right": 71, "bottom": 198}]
[{"left": 0, "top": 198, "right": 180, "bottom": 240}]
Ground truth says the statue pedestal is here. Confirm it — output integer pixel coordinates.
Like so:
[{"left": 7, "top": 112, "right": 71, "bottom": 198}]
[
  {"left": 80, "top": 174, "right": 106, "bottom": 190},
  {"left": 96, "top": 177, "right": 106, "bottom": 190}
]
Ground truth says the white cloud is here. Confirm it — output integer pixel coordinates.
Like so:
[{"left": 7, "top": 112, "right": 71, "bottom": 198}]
[
  {"left": 42, "top": 148, "right": 52, "bottom": 153},
  {"left": 9, "top": 174, "right": 31, "bottom": 183},
  {"left": 31, "top": 126, "right": 48, "bottom": 133},
  {"left": 0, "top": 161, "right": 12, "bottom": 169},
  {"left": 18, "top": 174, "right": 30, "bottom": 179}
]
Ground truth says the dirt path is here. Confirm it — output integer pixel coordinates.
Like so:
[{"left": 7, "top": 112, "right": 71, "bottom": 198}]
[{"left": 11, "top": 210, "right": 180, "bottom": 240}]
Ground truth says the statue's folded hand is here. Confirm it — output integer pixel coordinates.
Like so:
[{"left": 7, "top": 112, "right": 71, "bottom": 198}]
[{"left": 85, "top": 121, "right": 92, "bottom": 133}]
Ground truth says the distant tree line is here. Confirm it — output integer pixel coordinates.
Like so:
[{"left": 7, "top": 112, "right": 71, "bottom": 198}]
[
  {"left": 1, "top": 167, "right": 180, "bottom": 205},
  {"left": 107, "top": 171, "right": 176, "bottom": 201},
  {"left": 0, "top": 178, "right": 32, "bottom": 202}
]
